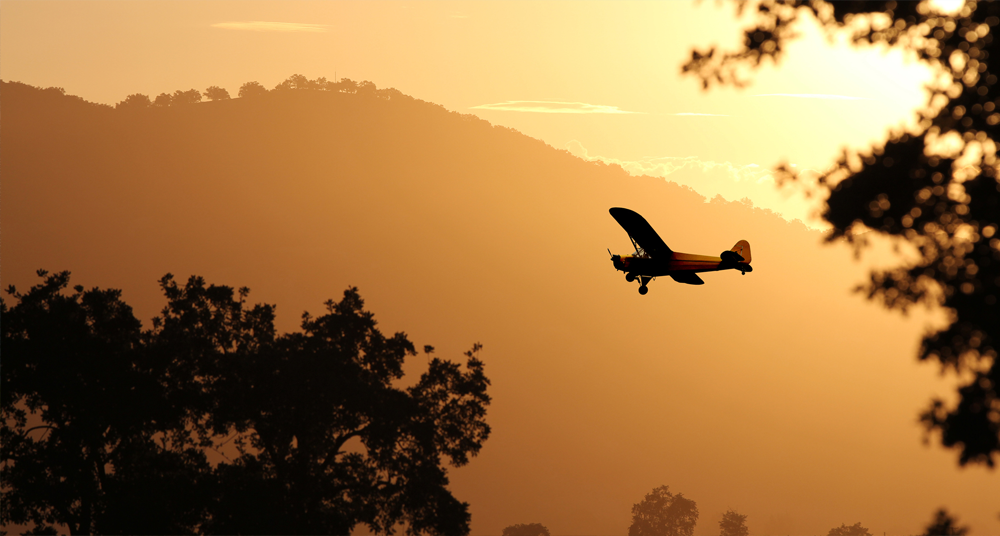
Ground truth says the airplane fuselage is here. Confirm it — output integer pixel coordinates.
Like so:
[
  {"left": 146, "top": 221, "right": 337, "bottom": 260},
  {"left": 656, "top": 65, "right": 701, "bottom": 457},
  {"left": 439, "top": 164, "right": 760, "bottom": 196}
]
[{"left": 611, "top": 251, "right": 751, "bottom": 277}]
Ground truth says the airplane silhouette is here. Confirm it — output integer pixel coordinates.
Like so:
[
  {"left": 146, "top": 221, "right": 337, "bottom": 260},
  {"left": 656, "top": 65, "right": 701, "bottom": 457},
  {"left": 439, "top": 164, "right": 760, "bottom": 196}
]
[{"left": 609, "top": 207, "right": 752, "bottom": 295}]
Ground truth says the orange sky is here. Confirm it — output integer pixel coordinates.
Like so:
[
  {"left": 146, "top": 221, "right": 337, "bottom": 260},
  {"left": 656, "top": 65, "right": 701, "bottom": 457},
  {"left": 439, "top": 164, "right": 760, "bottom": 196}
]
[{"left": 1, "top": 1, "right": 997, "bottom": 535}]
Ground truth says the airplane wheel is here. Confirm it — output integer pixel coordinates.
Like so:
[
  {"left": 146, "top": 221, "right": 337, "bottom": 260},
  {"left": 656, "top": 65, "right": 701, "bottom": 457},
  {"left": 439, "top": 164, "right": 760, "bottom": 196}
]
[
  {"left": 638, "top": 285, "right": 648, "bottom": 295},
  {"left": 625, "top": 273, "right": 636, "bottom": 282}
]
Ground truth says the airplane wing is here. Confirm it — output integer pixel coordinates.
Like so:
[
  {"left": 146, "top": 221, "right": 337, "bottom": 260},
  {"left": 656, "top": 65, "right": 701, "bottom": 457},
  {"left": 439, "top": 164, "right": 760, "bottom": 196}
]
[
  {"left": 670, "top": 272, "right": 705, "bottom": 285},
  {"left": 609, "top": 208, "right": 672, "bottom": 258}
]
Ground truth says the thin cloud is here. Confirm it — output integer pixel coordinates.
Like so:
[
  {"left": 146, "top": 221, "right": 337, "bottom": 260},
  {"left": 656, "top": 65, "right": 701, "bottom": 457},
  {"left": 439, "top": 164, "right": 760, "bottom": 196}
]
[
  {"left": 753, "top": 93, "right": 866, "bottom": 100},
  {"left": 674, "top": 112, "right": 730, "bottom": 117},
  {"left": 470, "top": 101, "right": 641, "bottom": 114},
  {"left": 565, "top": 140, "right": 826, "bottom": 228},
  {"left": 211, "top": 21, "right": 328, "bottom": 33}
]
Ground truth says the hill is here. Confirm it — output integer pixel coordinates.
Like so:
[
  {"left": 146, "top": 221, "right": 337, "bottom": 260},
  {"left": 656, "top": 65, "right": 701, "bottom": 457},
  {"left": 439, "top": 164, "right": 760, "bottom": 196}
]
[{"left": 1, "top": 80, "right": 992, "bottom": 535}]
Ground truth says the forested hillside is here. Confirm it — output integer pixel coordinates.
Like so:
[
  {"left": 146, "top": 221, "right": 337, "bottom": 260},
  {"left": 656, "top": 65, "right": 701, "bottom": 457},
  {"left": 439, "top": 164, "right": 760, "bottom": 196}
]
[{"left": 2, "top": 80, "right": 987, "bottom": 535}]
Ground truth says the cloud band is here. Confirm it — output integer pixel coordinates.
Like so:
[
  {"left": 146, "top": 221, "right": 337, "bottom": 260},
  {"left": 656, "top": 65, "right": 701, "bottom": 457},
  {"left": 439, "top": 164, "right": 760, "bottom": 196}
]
[
  {"left": 211, "top": 21, "right": 328, "bottom": 33},
  {"left": 470, "top": 100, "right": 641, "bottom": 114}
]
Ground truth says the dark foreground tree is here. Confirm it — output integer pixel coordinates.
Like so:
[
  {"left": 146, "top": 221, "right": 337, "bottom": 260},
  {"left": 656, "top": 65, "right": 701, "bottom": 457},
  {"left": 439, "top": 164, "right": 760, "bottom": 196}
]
[
  {"left": 718, "top": 509, "right": 749, "bottom": 536},
  {"left": 627, "top": 485, "right": 698, "bottom": 536},
  {"left": 1, "top": 270, "right": 211, "bottom": 534},
  {"left": 828, "top": 522, "right": 873, "bottom": 536},
  {"left": 685, "top": 0, "right": 1000, "bottom": 468},
  {"left": 501, "top": 522, "right": 551, "bottom": 536},
  {"left": 2, "top": 270, "right": 491, "bottom": 535},
  {"left": 921, "top": 509, "right": 970, "bottom": 536}
]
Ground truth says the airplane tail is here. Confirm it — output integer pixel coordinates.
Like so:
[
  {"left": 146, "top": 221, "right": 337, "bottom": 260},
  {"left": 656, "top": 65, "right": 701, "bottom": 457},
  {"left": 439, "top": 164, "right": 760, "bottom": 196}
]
[{"left": 729, "top": 240, "right": 751, "bottom": 264}]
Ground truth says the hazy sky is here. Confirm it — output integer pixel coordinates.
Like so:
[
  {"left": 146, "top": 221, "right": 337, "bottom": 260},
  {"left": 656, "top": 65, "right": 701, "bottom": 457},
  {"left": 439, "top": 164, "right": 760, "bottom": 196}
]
[
  {"left": 3, "top": 2, "right": 995, "bottom": 534},
  {"left": 1, "top": 0, "right": 933, "bottom": 224}
]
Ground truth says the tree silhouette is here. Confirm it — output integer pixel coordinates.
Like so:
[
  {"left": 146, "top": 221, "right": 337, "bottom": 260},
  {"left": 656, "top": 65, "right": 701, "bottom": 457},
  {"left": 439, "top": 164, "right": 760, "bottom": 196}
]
[
  {"left": 274, "top": 73, "right": 310, "bottom": 91},
  {"left": 115, "top": 93, "right": 152, "bottom": 110},
  {"left": 2, "top": 270, "right": 491, "bottom": 535},
  {"left": 238, "top": 81, "right": 268, "bottom": 99},
  {"left": 501, "top": 522, "right": 551, "bottom": 536},
  {"left": 1, "top": 270, "right": 210, "bottom": 534},
  {"left": 718, "top": 509, "right": 748, "bottom": 536},
  {"left": 827, "top": 522, "right": 873, "bottom": 536},
  {"left": 921, "top": 509, "right": 969, "bottom": 536},
  {"left": 685, "top": 0, "right": 1000, "bottom": 468},
  {"left": 627, "top": 485, "right": 698, "bottom": 536},
  {"left": 202, "top": 86, "right": 230, "bottom": 101},
  {"left": 171, "top": 89, "right": 202, "bottom": 105},
  {"left": 153, "top": 92, "right": 172, "bottom": 107}
]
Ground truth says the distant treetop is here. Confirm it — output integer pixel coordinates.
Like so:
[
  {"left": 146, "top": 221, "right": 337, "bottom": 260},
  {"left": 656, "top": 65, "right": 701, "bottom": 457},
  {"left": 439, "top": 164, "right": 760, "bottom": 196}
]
[
  {"left": 502, "top": 523, "right": 550, "bottom": 536},
  {"left": 828, "top": 522, "right": 873, "bottom": 536},
  {"left": 238, "top": 80, "right": 268, "bottom": 99},
  {"left": 202, "top": 85, "right": 230, "bottom": 101}
]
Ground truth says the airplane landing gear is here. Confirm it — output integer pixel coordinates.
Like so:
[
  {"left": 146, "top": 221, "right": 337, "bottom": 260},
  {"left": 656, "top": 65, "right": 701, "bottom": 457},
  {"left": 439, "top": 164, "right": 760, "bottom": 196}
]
[
  {"left": 638, "top": 285, "right": 648, "bottom": 295},
  {"left": 625, "top": 273, "right": 636, "bottom": 282}
]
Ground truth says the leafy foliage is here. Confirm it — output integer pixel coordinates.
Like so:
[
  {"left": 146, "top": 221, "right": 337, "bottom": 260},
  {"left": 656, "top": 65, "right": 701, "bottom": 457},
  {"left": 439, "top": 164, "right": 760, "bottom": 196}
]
[
  {"left": 116, "top": 93, "right": 152, "bottom": 110},
  {"left": 202, "top": 86, "right": 231, "bottom": 101},
  {"left": 501, "top": 523, "right": 551, "bottom": 536},
  {"left": 718, "top": 509, "right": 748, "bottom": 536},
  {"left": 627, "top": 485, "right": 699, "bottom": 536},
  {"left": 921, "top": 508, "right": 970, "bottom": 536},
  {"left": 1, "top": 270, "right": 209, "bottom": 534},
  {"left": 685, "top": 0, "right": 1000, "bottom": 467},
  {"left": 2, "top": 271, "right": 490, "bottom": 535},
  {"left": 238, "top": 81, "right": 269, "bottom": 99},
  {"left": 828, "top": 522, "right": 873, "bottom": 536}
]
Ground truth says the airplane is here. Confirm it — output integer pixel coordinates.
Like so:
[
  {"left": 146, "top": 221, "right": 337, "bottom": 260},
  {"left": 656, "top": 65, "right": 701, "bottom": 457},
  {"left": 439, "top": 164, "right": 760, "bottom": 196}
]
[{"left": 608, "top": 207, "right": 752, "bottom": 295}]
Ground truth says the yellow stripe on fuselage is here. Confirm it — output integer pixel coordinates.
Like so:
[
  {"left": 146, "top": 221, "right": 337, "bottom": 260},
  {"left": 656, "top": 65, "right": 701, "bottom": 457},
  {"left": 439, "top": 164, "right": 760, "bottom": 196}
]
[
  {"left": 669, "top": 252, "right": 722, "bottom": 272},
  {"left": 619, "top": 252, "right": 724, "bottom": 273}
]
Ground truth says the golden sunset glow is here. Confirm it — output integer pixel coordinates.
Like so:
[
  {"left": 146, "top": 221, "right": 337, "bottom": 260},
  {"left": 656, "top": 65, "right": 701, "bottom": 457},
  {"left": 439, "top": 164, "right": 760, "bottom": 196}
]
[
  {"left": 1, "top": 1, "right": 996, "bottom": 535},
  {"left": 210, "top": 21, "right": 330, "bottom": 33},
  {"left": 470, "top": 101, "right": 641, "bottom": 114}
]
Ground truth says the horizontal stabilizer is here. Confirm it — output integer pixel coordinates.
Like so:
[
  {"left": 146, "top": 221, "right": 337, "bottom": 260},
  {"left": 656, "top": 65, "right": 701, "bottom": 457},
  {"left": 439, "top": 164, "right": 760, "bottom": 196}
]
[
  {"left": 670, "top": 272, "right": 704, "bottom": 285},
  {"left": 720, "top": 250, "right": 744, "bottom": 264}
]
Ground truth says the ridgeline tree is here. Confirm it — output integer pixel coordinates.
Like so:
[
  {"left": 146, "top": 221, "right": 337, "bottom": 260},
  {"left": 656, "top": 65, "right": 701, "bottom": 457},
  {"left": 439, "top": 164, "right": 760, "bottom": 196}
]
[
  {"left": 202, "top": 86, "right": 231, "bottom": 101},
  {"left": 171, "top": 89, "right": 202, "bottom": 105},
  {"left": 827, "top": 522, "right": 873, "bottom": 536},
  {"left": 1, "top": 270, "right": 491, "bottom": 535},
  {"left": 501, "top": 522, "right": 551, "bottom": 536},
  {"left": 238, "top": 81, "right": 269, "bottom": 99},
  {"left": 154, "top": 92, "right": 176, "bottom": 107},
  {"left": 115, "top": 93, "right": 152, "bottom": 110},
  {"left": 718, "top": 509, "right": 749, "bottom": 536},
  {"left": 685, "top": 0, "right": 1000, "bottom": 467},
  {"left": 627, "top": 485, "right": 699, "bottom": 536}
]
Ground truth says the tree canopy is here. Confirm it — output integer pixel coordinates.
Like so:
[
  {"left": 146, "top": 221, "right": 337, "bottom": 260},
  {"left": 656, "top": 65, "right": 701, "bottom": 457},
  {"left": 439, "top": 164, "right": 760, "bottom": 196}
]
[
  {"left": 718, "top": 509, "right": 749, "bottom": 536},
  {"left": 686, "top": 0, "right": 1000, "bottom": 467},
  {"left": 202, "top": 86, "right": 230, "bottom": 101},
  {"left": 1, "top": 270, "right": 490, "bottom": 535},
  {"left": 827, "top": 522, "right": 873, "bottom": 536},
  {"left": 627, "top": 485, "right": 699, "bottom": 536},
  {"left": 921, "top": 508, "right": 970, "bottom": 536},
  {"left": 501, "top": 522, "right": 551, "bottom": 536}
]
